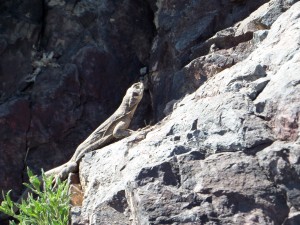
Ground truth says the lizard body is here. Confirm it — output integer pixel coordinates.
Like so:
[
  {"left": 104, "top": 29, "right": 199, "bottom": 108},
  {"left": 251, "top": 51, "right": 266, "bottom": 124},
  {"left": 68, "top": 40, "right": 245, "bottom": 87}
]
[{"left": 46, "top": 81, "right": 144, "bottom": 182}]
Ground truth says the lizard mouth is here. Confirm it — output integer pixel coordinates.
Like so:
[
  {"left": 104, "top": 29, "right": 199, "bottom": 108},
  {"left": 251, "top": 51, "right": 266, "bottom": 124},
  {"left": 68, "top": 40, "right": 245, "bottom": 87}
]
[{"left": 127, "top": 82, "right": 144, "bottom": 108}]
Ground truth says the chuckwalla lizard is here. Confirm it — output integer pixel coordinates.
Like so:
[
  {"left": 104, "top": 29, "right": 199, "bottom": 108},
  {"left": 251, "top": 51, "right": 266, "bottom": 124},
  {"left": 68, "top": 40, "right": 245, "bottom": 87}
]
[{"left": 47, "top": 81, "right": 144, "bottom": 183}]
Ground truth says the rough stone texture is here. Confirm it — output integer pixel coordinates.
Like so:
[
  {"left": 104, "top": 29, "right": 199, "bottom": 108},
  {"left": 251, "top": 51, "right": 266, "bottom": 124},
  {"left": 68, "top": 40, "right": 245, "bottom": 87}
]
[
  {"left": 148, "top": 0, "right": 271, "bottom": 120},
  {"left": 1, "top": 0, "right": 300, "bottom": 225},
  {"left": 168, "top": 0, "right": 299, "bottom": 111},
  {"left": 1, "top": 0, "right": 286, "bottom": 201},
  {"left": 0, "top": 99, "right": 30, "bottom": 199},
  {"left": 74, "top": 2, "right": 300, "bottom": 224}
]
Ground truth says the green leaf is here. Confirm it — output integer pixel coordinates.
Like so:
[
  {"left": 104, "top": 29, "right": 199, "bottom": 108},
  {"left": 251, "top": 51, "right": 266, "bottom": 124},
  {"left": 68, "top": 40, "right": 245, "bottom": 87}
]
[
  {"left": 1, "top": 168, "right": 70, "bottom": 224},
  {"left": 9, "top": 221, "right": 17, "bottom": 225},
  {"left": 26, "top": 167, "right": 33, "bottom": 179}
]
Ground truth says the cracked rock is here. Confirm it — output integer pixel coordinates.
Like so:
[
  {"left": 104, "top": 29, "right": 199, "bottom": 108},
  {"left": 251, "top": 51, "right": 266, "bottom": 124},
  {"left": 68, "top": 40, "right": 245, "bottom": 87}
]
[{"left": 77, "top": 2, "right": 300, "bottom": 224}]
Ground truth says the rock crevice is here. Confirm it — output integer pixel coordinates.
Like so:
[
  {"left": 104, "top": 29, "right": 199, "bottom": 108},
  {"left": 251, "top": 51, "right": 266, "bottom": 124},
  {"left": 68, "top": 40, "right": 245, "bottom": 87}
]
[{"left": 1, "top": 1, "right": 300, "bottom": 225}]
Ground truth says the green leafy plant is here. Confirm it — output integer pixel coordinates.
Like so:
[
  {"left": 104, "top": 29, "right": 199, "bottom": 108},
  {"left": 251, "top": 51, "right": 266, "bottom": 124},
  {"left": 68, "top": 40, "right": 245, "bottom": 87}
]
[{"left": 0, "top": 168, "right": 70, "bottom": 225}]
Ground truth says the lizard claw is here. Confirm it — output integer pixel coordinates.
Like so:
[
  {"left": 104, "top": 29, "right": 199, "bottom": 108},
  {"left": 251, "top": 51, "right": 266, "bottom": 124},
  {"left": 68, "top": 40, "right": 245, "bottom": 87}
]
[{"left": 52, "top": 162, "right": 78, "bottom": 188}]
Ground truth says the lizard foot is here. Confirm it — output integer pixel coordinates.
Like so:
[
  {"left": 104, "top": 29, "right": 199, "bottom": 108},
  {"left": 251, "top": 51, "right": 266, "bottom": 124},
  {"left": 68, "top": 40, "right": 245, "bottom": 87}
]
[{"left": 52, "top": 162, "right": 78, "bottom": 187}]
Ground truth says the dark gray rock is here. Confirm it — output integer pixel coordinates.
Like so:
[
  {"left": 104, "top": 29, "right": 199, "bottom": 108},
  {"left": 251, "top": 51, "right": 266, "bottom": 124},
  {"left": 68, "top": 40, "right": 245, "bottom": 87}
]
[
  {"left": 0, "top": 0, "right": 155, "bottom": 203},
  {"left": 0, "top": 98, "right": 30, "bottom": 200}
]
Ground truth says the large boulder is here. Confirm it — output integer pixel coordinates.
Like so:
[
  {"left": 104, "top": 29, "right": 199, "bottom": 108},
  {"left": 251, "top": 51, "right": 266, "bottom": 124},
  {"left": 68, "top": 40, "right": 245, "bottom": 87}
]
[{"left": 74, "top": 2, "right": 300, "bottom": 224}]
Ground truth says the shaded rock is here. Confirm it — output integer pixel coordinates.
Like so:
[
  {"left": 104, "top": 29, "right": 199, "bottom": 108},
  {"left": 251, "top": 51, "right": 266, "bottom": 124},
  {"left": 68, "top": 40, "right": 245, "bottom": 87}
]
[
  {"left": 0, "top": 0, "right": 43, "bottom": 98},
  {"left": 283, "top": 212, "right": 300, "bottom": 225},
  {"left": 257, "top": 142, "right": 300, "bottom": 210},
  {"left": 0, "top": 98, "right": 30, "bottom": 201},
  {"left": 68, "top": 173, "right": 84, "bottom": 207},
  {"left": 0, "top": 0, "right": 155, "bottom": 202}
]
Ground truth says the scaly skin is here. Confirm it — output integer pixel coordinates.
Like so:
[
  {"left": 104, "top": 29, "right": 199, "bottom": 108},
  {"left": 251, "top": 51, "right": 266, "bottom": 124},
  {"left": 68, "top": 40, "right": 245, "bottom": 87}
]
[{"left": 48, "top": 81, "right": 144, "bottom": 182}]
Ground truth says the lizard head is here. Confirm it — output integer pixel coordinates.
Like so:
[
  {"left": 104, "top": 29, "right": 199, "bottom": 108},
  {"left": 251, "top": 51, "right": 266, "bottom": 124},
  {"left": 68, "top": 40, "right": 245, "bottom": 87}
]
[{"left": 127, "top": 82, "right": 144, "bottom": 108}]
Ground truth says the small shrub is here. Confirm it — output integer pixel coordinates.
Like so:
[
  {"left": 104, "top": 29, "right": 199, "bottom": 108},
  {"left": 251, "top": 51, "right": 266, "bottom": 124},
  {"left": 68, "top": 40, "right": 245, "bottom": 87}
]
[{"left": 0, "top": 168, "right": 70, "bottom": 225}]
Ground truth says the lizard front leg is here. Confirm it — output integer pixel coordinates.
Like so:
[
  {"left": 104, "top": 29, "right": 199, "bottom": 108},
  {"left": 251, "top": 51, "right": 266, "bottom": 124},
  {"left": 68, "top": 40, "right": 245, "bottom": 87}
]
[{"left": 113, "top": 119, "right": 133, "bottom": 139}]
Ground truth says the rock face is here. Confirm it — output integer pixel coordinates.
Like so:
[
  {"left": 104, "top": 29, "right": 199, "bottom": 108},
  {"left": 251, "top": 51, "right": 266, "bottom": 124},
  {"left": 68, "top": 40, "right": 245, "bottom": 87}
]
[
  {"left": 0, "top": 0, "right": 154, "bottom": 200},
  {"left": 74, "top": 2, "right": 300, "bottom": 225},
  {"left": 0, "top": 0, "right": 272, "bottom": 202},
  {"left": 0, "top": 0, "right": 300, "bottom": 225},
  {"left": 147, "top": 0, "right": 271, "bottom": 119}
]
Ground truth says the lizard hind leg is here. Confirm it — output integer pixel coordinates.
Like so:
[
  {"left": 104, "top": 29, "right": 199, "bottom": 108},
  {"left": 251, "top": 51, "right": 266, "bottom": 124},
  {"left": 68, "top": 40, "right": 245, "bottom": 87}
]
[{"left": 53, "top": 162, "right": 78, "bottom": 187}]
